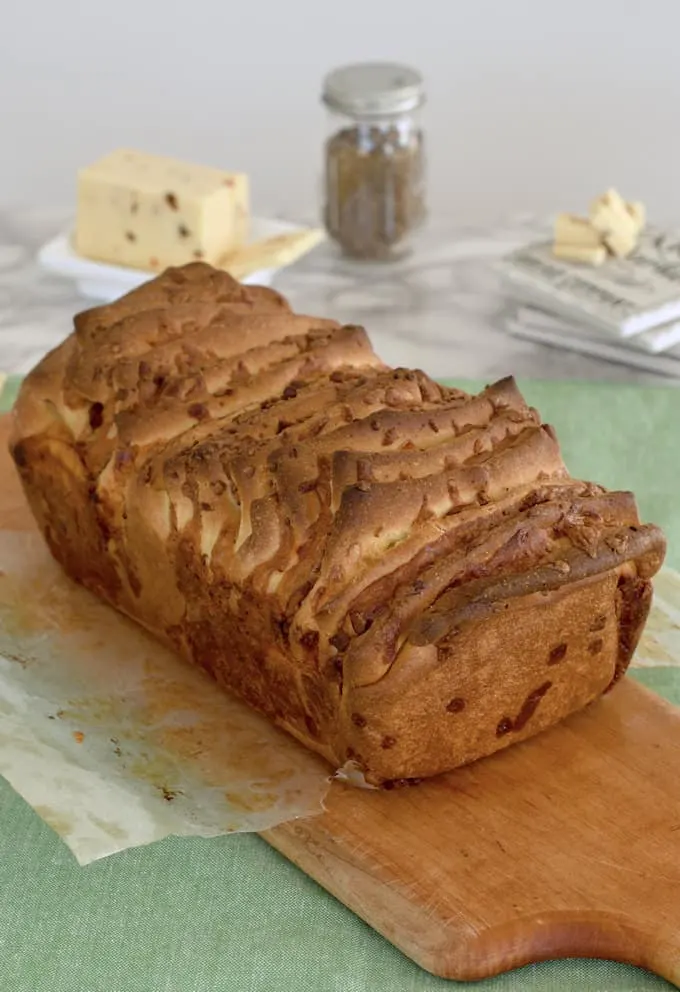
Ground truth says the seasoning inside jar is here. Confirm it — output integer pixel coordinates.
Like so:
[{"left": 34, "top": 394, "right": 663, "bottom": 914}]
[{"left": 321, "top": 62, "right": 426, "bottom": 261}]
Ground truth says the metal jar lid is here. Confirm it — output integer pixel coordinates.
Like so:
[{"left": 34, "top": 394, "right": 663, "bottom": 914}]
[{"left": 322, "top": 62, "right": 425, "bottom": 119}]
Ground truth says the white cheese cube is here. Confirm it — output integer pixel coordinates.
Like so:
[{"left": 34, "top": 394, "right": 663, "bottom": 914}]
[
  {"left": 75, "top": 149, "right": 249, "bottom": 272},
  {"left": 552, "top": 243, "right": 607, "bottom": 266},
  {"left": 626, "top": 200, "right": 646, "bottom": 235},
  {"left": 590, "top": 194, "right": 639, "bottom": 259},
  {"left": 553, "top": 213, "right": 602, "bottom": 248},
  {"left": 589, "top": 187, "right": 629, "bottom": 219}
]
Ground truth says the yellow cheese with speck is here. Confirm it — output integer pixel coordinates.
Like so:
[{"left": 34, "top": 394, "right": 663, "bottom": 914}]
[{"left": 75, "top": 149, "right": 249, "bottom": 272}]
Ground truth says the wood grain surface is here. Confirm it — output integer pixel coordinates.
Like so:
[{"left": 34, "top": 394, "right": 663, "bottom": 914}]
[{"left": 2, "top": 414, "right": 679, "bottom": 986}]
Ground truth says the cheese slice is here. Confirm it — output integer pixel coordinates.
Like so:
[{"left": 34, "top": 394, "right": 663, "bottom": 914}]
[
  {"left": 75, "top": 149, "right": 249, "bottom": 272},
  {"left": 220, "top": 229, "right": 326, "bottom": 280}
]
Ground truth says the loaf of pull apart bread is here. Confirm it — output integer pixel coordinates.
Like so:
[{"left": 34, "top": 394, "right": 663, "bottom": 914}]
[{"left": 9, "top": 263, "right": 666, "bottom": 785}]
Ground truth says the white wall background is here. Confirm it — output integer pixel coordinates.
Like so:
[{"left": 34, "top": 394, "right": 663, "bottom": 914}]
[{"left": 2, "top": 0, "right": 679, "bottom": 226}]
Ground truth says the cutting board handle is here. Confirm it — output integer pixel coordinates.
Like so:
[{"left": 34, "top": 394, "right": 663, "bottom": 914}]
[{"left": 457, "top": 913, "right": 679, "bottom": 984}]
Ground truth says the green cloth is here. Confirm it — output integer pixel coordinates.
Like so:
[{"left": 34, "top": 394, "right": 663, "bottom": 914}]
[{"left": 0, "top": 374, "right": 677, "bottom": 992}]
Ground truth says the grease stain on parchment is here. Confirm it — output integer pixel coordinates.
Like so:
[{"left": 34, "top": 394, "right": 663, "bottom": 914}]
[{"left": 0, "top": 531, "right": 329, "bottom": 865}]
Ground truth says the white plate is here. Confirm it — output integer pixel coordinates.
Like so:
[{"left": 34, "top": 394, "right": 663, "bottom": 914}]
[{"left": 38, "top": 217, "right": 305, "bottom": 303}]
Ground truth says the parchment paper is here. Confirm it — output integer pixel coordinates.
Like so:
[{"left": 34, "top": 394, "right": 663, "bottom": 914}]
[{"left": 0, "top": 531, "right": 330, "bottom": 864}]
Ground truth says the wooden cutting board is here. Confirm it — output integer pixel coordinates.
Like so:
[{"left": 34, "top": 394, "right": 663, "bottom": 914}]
[{"left": 1, "top": 413, "right": 679, "bottom": 986}]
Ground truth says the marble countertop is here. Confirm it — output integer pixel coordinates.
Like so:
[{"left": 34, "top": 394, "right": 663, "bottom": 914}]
[{"left": 0, "top": 206, "right": 673, "bottom": 384}]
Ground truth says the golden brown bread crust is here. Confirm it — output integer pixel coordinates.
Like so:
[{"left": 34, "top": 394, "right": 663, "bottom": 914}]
[{"left": 9, "top": 262, "right": 666, "bottom": 784}]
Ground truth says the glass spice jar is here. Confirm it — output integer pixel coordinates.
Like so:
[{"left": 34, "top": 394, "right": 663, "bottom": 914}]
[{"left": 321, "top": 62, "right": 427, "bottom": 261}]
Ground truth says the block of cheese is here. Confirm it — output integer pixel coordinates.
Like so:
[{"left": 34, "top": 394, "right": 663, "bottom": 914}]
[
  {"left": 589, "top": 187, "right": 630, "bottom": 221},
  {"left": 590, "top": 189, "right": 638, "bottom": 258},
  {"left": 551, "top": 190, "right": 647, "bottom": 266},
  {"left": 553, "top": 213, "right": 603, "bottom": 248},
  {"left": 75, "top": 149, "right": 249, "bottom": 272},
  {"left": 552, "top": 243, "right": 607, "bottom": 266},
  {"left": 602, "top": 223, "right": 638, "bottom": 259},
  {"left": 626, "top": 200, "right": 646, "bottom": 235}
]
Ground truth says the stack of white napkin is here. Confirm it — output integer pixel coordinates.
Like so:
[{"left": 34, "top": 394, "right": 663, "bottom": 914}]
[{"left": 498, "top": 229, "right": 680, "bottom": 379}]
